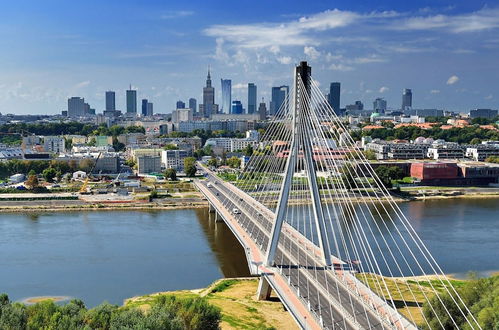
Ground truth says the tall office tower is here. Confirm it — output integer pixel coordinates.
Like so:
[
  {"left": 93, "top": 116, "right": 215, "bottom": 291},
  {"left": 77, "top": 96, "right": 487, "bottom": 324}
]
[
  {"left": 188, "top": 98, "right": 197, "bottom": 115},
  {"left": 373, "top": 98, "right": 387, "bottom": 114},
  {"left": 328, "top": 82, "right": 341, "bottom": 115},
  {"left": 68, "top": 97, "right": 85, "bottom": 117},
  {"left": 105, "top": 91, "right": 115, "bottom": 111},
  {"left": 176, "top": 100, "right": 185, "bottom": 109},
  {"left": 220, "top": 79, "right": 232, "bottom": 114},
  {"left": 270, "top": 85, "right": 289, "bottom": 115},
  {"left": 147, "top": 102, "right": 153, "bottom": 116},
  {"left": 142, "top": 99, "right": 148, "bottom": 116},
  {"left": 126, "top": 85, "right": 137, "bottom": 114},
  {"left": 402, "top": 89, "right": 412, "bottom": 111},
  {"left": 202, "top": 68, "right": 215, "bottom": 117},
  {"left": 231, "top": 100, "right": 243, "bottom": 114},
  {"left": 258, "top": 98, "right": 267, "bottom": 120},
  {"left": 248, "top": 83, "right": 257, "bottom": 114}
]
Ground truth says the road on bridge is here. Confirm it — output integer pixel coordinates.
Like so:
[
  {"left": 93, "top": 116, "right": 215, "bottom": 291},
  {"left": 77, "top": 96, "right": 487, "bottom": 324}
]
[{"left": 196, "top": 166, "right": 413, "bottom": 330}]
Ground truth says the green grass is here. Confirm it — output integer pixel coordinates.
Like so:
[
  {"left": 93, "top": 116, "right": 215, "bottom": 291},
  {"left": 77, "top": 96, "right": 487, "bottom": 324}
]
[{"left": 210, "top": 279, "right": 238, "bottom": 293}]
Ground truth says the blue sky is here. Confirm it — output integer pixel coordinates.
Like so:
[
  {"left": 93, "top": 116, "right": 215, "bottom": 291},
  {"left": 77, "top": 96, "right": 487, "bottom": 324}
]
[{"left": 1, "top": 0, "right": 498, "bottom": 115}]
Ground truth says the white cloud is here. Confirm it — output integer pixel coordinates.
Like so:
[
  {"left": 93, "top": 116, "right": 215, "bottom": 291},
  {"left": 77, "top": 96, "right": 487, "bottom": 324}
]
[
  {"left": 304, "top": 46, "right": 320, "bottom": 60},
  {"left": 203, "top": 9, "right": 390, "bottom": 49},
  {"left": 485, "top": 94, "right": 493, "bottom": 100},
  {"left": 430, "top": 89, "right": 441, "bottom": 94},
  {"left": 452, "top": 49, "right": 475, "bottom": 54},
  {"left": 160, "top": 11, "right": 194, "bottom": 19},
  {"left": 352, "top": 54, "right": 386, "bottom": 64},
  {"left": 446, "top": 75, "right": 459, "bottom": 85},
  {"left": 379, "top": 86, "right": 389, "bottom": 93},
  {"left": 393, "top": 7, "right": 499, "bottom": 33},
  {"left": 277, "top": 56, "right": 293, "bottom": 65},
  {"left": 74, "top": 81, "right": 90, "bottom": 89},
  {"left": 329, "top": 63, "right": 354, "bottom": 71},
  {"left": 325, "top": 52, "right": 343, "bottom": 62},
  {"left": 232, "top": 83, "right": 247, "bottom": 89}
]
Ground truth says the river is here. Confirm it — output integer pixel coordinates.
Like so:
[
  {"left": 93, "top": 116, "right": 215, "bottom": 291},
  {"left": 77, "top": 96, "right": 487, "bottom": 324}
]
[{"left": 0, "top": 198, "right": 498, "bottom": 306}]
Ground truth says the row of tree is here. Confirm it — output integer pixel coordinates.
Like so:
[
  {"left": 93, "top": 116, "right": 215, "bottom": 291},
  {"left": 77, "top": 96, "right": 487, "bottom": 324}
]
[
  {"left": 0, "top": 294, "right": 220, "bottom": 329},
  {"left": 352, "top": 125, "right": 499, "bottom": 144},
  {"left": 0, "top": 159, "right": 94, "bottom": 180},
  {"left": 0, "top": 122, "right": 145, "bottom": 137}
]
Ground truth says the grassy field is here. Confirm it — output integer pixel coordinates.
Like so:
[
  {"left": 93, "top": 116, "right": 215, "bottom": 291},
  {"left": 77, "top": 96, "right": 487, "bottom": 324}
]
[
  {"left": 125, "top": 278, "right": 297, "bottom": 330},
  {"left": 357, "top": 273, "right": 466, "bottom": 326}
]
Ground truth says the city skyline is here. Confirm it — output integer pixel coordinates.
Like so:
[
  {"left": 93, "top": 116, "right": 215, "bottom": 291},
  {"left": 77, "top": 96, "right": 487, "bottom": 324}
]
[{"left": 0, "top": 1, "right": 498, "bottom": 115}]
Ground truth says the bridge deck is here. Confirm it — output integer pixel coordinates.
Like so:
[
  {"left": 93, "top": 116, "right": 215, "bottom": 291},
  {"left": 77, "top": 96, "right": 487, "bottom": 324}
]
[{"left": 195, "top": 166, "right": 417, "bottom": 330}]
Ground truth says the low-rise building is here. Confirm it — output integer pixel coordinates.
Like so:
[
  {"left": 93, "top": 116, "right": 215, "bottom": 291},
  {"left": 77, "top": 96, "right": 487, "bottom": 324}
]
[
  {"left": 137, "top": 155, "right": 161, "bottom": 174},
  {"left": 466, "top": 145, "right": 499, "bottom": 161},
  {"left": 161, "top": 149, "right": 189, "bottom": 171},
  {"left": 427, "top": 143, "right": 465, "bottom": 160},
  {"left": 43, "top": 136, "right": 65, "bottom": 154}
]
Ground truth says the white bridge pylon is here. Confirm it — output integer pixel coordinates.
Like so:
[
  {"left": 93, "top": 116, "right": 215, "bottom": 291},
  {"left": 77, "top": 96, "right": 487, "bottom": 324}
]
[{"left": 265, "top": 62, "right": 331, "bottom": 267}]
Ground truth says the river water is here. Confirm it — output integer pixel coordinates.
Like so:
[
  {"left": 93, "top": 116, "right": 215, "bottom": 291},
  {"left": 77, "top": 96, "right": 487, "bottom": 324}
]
[{"left": 0, "top": 198, "right": 498, "bottom": 306}]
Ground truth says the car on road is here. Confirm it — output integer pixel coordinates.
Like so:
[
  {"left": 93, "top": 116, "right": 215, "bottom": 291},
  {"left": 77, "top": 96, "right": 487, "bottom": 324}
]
[
  {"left": 232, "top": 208, "right": 241, "bottom": 214},
  {"left": 207, "top": 183, "right": 213, "bottom": 188}
]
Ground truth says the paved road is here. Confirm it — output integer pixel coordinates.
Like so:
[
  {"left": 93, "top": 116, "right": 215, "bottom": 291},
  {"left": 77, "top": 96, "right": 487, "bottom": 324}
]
[{"left": 198, "top": 171, "right": 410, "bottom": 330}]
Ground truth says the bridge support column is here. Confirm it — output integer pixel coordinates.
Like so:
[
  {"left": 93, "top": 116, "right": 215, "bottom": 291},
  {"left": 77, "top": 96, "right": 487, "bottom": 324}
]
[
  {"left": 256, "top": 276, "right": 272, "bottom": 301},
  {"left": 208, "top": 203, "right": 215, "bottom": 213},
  {"left": 215, "top": 211, "right": 223, "bottom": 223}
]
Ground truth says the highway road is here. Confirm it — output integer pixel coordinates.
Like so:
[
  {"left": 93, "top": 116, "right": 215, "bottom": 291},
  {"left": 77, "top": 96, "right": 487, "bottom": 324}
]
[{"left": 197, "top": 169, "right": 410, "bottom": 329}]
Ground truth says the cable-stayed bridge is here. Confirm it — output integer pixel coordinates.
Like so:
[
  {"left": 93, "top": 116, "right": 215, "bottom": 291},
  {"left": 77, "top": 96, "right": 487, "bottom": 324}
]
[{"left": 195, "top": 62, "right": 480, "bottom": 329}]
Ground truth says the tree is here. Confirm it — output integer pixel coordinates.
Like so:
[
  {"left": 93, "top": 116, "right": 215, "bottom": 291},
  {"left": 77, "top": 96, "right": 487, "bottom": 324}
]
[
  {"left": 243, "top": 144, "right": 254, "bottom": 157},
  {"left": 42, "top": 168, "right": 57, "bottom": 182},
  {"left": 25, "top": 170, "right": 39, "bottom": 190},
  {"left": 226, "top": 156, "right": 241, "bottom": 169},
  {"left": 163, "top": 144, "right": 179, "bottom": 150},
  {"left": 112, "top": 137, "right": 125, "bottom": 152},
  {"left": 340, "top": 163, "right": 357, "bottom": 190},
  {"left": 364, "top": 149, "right": 377, "bottom": 160},
  {"left": 184, "top": 157, "right": 197, "bottom": 177},
  {"left": 164, "top": 168, "right": 177, "bottom": 181},
  {"left": 374, "top": 165, "right": 405, "bottom": 189},
  {"left": 206, "top": 157, "right": 218, "bottom": 168}
]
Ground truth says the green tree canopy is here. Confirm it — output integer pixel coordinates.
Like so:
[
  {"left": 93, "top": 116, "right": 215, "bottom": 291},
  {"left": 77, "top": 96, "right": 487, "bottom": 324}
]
[
  {"left": 164, "top": 168, "right": 177, "bottom": 181},
  {"left": 184, "top": 157, "right": 197, "bottom": 177}
]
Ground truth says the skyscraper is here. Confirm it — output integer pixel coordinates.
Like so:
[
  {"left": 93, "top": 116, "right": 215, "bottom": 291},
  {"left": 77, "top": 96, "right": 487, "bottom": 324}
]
[
  {"left": 258, "top": 98, "right": 267, "bottom": 121},
  {"left": 126, "top": 85, "right": 137, "bottom": 114},
  {"left": 402, "top": 89, "right": 412, "bottom": 110},
  {"left": 176, "top": 100, "right": 185, "bottom": 109},
  {"left": 270, "top": 85, "right": 289, "bottom": 115},
  {"left": 328, "top": 82, "right": 341, "bottom": 115},
  {"left": 373, "top": 98, "right": 387, "bottom": 114},
  {"left": 188, "top": 98, "right": 197, "bottom": 115},
  {"left": 221, "top": 79, "right": 231, "bottom": 114},
  {"left": 147, "top": 102, "right": 153, "bottom": 116},
  {"left": 231, "top": 100, "right": 243, "bottom": 114},
  {"left": 105, "top": 91, "right": 115, "bottom": 111},
  {"left": 248, "top": 83, "right": 257, "bottom": 114},
  {"left": 142, "top": 99, "right": 148, "bottom": 116},
  {"left": 202, "top": 67, "right": 215, "bottom": 118},
  {"left": 67, "top": 97, "right": 85, "bottom": 117}
]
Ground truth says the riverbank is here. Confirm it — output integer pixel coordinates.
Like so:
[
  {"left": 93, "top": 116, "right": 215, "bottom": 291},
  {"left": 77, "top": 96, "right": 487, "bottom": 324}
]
[
  {"left": 0, "top": 198, "right": 208, "bottom": 213},
  {"left": 125, "top": 278, "right": 298, "bottom": 330}
]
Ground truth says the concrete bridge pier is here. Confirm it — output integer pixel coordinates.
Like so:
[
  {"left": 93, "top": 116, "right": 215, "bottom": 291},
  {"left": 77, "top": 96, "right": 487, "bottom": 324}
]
[
  {"left": 208, "top": 203, "right": 216, "bottom": 213},
  {"left": 215, "top": 211, "right": 223, "bottom": 223},
  {"left": 256, "top": 276, "right": 272, "bottom": 301}
]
